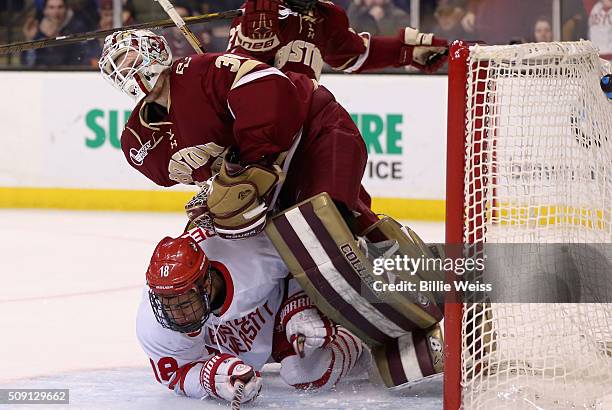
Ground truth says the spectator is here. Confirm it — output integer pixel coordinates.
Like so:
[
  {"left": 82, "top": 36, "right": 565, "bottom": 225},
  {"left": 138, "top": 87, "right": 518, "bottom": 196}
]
[
  {"left": 196, "top": 1, "right": 232, "bottom": 52},
  {"left": 347, "top": 0, "right": 411, "bottom": 36},
  {"left": 161, "top": 1, "right": 218, "bottom": 60},
  {"left": 22, "top": 0, "right": 99, "bottom": 67},
  {"left": 533, "top": 16, "right": 553, "bottom": 42},
  {"left": 460, "top": 0, "right": 551, "bottom": 45},
  {"left": 432, "top": 4, "right": 466, "bottom": 42},
  {"left": 587, "top": 0, "right": 612, "bottom": 60},
  {"left": 122, "top": 0, "right": 136, "bottom": 25},
  {"left": 558, "top": 1, "right": 585, "bottom": 40},
  {"left": 98, "top": 0, "right": 113, "bottom": 31},
  {"left": 92, "top": 0, "right": 135, "bottom": 66}
]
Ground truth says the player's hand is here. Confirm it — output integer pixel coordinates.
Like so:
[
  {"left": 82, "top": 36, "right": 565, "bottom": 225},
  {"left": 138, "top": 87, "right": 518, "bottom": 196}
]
[
  {"left": 201, "top": 353, "right": 262, "bottom": 404},
  {"left": 280, "top": 291, "right": 337, "bottom": 357},
  {"left": 399, "top": 27, "right": 449, "bottom": 74},
  {"left": 242, "top": 0, "right": 280, "bottom": 40},
  {"left": 22, "top": 13, "right": 38, "bottom": 40}
]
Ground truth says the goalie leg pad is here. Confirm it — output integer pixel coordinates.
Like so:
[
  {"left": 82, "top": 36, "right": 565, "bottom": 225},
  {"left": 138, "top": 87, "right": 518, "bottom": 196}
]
[
  {"left": 371, "top": 323, "right": 444, "bottom": 389},
  {"left": 265, "top": 193, "right": 442, "bottom": 348},
  {"left": 362, "top": 216, "right": 446, "bottom": 305}
]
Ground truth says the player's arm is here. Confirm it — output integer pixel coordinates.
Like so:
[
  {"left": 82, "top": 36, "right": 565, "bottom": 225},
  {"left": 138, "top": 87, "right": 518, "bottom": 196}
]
[
  {"left": 146, "top": 353, "right": 262, "bottom": 403},
  {"left": 323, "top": 3, "right": 448, "bottom": 74},
  {"left": 227, "top": 70, "right": 311, "bottom": 163},
  {"left": 208, "top": 67, "right": 312, "bottom": 239},
  {"left": 138, "top": 305, "right": 261, "bottom": 402},
  {"left": 190, "top": 55, "right": 315, "bottom": 238}
]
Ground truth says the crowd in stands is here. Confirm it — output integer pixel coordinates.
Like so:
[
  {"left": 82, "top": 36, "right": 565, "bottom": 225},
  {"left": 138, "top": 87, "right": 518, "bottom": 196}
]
[{"left": 0, "top": 0, "right": 609, "bottom": 69}]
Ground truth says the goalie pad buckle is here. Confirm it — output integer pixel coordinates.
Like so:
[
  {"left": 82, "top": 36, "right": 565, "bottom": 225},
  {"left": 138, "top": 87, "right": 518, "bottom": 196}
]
[
  {"left": 371, "top": 323, "right": 444, "bottom": 389},
  {"left": 265, "top": 193, "right": 443, "bottom": 348}
]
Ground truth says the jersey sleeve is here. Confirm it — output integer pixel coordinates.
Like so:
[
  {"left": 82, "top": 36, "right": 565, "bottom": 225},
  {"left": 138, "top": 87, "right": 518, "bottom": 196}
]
[
  {"left": 225, "top": 64, "right": 313, "bottom": 164},
  {"left": 120, "top": 101, "right": 178, "bottom": 187},
  {"left": 321, "top": 3, "right": 408, "bottom": 73}
]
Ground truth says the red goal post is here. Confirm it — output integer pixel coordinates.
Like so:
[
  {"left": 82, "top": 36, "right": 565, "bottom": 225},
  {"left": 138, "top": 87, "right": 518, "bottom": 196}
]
[{"left": 443, "top": 40, "right": 612, "bottom": 410}]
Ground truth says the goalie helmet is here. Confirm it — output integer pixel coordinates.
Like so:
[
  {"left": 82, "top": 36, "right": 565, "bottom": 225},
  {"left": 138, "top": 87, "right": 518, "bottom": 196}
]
[
  {"left": 146, "top": 236, "right": 212, "bottom": 333},
  {"left": 99, "top": 30, "right": 173, "bottom": 102}
]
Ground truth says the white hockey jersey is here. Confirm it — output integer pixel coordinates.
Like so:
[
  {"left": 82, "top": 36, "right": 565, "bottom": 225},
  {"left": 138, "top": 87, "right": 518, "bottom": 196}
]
[{"left": 136, "top": 227, "right": 289, "bottom": 399}]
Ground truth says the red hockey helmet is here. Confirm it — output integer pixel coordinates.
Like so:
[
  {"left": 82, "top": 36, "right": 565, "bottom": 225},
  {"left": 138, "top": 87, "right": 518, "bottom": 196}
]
[{"left": 146, "top": 236, "right": 212, "bottom": 333}]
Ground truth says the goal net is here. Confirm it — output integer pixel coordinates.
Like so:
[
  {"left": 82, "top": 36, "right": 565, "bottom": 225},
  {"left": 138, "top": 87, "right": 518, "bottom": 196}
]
[{"left": 444, "top": 41, "right": 612, "bottom": 410}]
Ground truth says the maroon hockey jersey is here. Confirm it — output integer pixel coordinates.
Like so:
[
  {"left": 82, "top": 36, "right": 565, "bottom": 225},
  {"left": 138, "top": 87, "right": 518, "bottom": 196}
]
[
  {"left": 227, "top": 1, "right": 412, "bottom": 80},
  {"left": 121, "top": 53, "right": 315, "bottom": 187}
]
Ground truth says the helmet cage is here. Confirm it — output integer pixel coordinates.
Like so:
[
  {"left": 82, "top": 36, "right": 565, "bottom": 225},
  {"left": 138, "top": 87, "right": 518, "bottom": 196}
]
[
  {"left": 99, "top": 30, "right": 172, "bottom": 102},
  {"left": 148, "top": 273, "right": 212, "bottom": 333}
]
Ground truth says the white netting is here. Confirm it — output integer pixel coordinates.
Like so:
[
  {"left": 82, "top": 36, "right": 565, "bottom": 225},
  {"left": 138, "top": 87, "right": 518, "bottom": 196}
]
[{"left": 459, "top": 41, "right": 612, "bottom": 409}]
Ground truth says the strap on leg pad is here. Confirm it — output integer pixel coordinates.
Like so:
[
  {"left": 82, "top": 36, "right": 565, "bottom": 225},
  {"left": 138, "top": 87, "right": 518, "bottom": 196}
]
[{"left": 371, "top": 323, "right": 444, "bottom": 389}]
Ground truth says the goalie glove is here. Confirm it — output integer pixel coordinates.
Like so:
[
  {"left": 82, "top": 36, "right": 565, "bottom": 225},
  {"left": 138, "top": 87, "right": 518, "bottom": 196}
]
[
  {"left": 399, "top": 27, "right": 448, "bottom": 73},
  {"left": 206, "top": 150, "right": 284, "bottom": 240},
  {"left": 201, "top": 353, "right": 262, "bottom": 404},
  {"left": 185, "top": 179, "right": 215, "bottom": 232},
  {"left": 280, "top": 291, "right": 337, "bottom": 358}
]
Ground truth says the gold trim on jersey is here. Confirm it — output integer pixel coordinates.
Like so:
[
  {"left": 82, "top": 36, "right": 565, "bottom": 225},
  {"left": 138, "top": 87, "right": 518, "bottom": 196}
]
[{"left": 231, "top": 59, "right": 267, "bottom": 90}]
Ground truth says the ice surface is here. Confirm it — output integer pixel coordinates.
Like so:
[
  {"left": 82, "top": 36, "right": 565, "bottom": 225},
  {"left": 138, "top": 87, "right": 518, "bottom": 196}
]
[{"left": 0, "top": 210, "right": 444, "bottom": 409}]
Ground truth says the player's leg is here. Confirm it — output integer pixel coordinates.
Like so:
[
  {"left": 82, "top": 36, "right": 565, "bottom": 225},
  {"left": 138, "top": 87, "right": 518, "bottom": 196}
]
[
  {"left": 278, "top": 91, "right": 368, "bottom": 220},
  {"left": 266, "top": 193, "right": 444, "bottom": 347}
]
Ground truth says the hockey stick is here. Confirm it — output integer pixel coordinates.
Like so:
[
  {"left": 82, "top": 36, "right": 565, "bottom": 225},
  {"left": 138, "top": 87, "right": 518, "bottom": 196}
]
[
  {"left": 231, "top": 380, "right": 245, "bottom": 410},
  {"left": 154, "top": 0, "right": 205, "bottom": 54},
  {"left": 0, "top": 10, "right": 241, "bottom": 55}
]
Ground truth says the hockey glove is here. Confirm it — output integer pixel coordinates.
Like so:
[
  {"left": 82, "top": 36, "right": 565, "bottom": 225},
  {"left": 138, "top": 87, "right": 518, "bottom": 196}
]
[
  {"left": 201, "top": 353, "right": 262, "bottom": 404},
  {"left": 399, "top": 27, "right": 448, "bottom": 73},
  {"left": 280, "top": 291, "right": 337, "bottom": 357},
  {"left": 242, "top": 0, "right": 280, "bottom": 40}
]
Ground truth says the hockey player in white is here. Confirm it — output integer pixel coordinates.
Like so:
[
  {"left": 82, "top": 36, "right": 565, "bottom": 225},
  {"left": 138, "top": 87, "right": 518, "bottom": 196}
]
[{"left": 136, "top": 225, "right": 365, "bottom": 405}]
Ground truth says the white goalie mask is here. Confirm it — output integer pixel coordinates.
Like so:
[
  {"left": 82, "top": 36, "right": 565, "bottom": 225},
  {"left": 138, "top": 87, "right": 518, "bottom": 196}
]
[{"left": 99, "top": 30, "right": 173, "bottom": 102}]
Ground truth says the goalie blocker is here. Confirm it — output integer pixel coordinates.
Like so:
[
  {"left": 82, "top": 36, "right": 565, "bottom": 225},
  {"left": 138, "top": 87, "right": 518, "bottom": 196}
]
[{"left": 265, "top": 193, "right": 444, "bottom": 388}]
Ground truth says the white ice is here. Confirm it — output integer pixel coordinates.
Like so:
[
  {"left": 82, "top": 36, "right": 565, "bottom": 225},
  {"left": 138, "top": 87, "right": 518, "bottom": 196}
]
[{"left": 0, "top": 210, "right": 444, "bottom": 409}]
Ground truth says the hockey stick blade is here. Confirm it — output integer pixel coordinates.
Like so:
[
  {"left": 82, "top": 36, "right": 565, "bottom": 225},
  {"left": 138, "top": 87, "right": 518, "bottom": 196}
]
[{"left": 0, "top": 9, "right": 242, "bottom": 55}]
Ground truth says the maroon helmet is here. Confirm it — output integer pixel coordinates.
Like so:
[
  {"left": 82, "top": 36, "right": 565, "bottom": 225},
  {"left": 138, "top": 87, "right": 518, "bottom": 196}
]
[{"left": 146, "top": 236, "right": 212, "bottom": 333}]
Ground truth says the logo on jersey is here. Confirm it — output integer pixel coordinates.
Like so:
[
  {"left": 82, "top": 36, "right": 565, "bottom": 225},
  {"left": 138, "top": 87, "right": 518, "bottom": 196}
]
[
  {"left": 168, "top": 143, "right": 225, "bottom": 185},
  {"left": 274, "top": 40, "right": 324, "bottom": 79},
  {"left": 130, "top": 139, "right": 151, "bottom": 166},
  {"left": 126, "top": 127, "right": 169, "bottom": 166}
]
